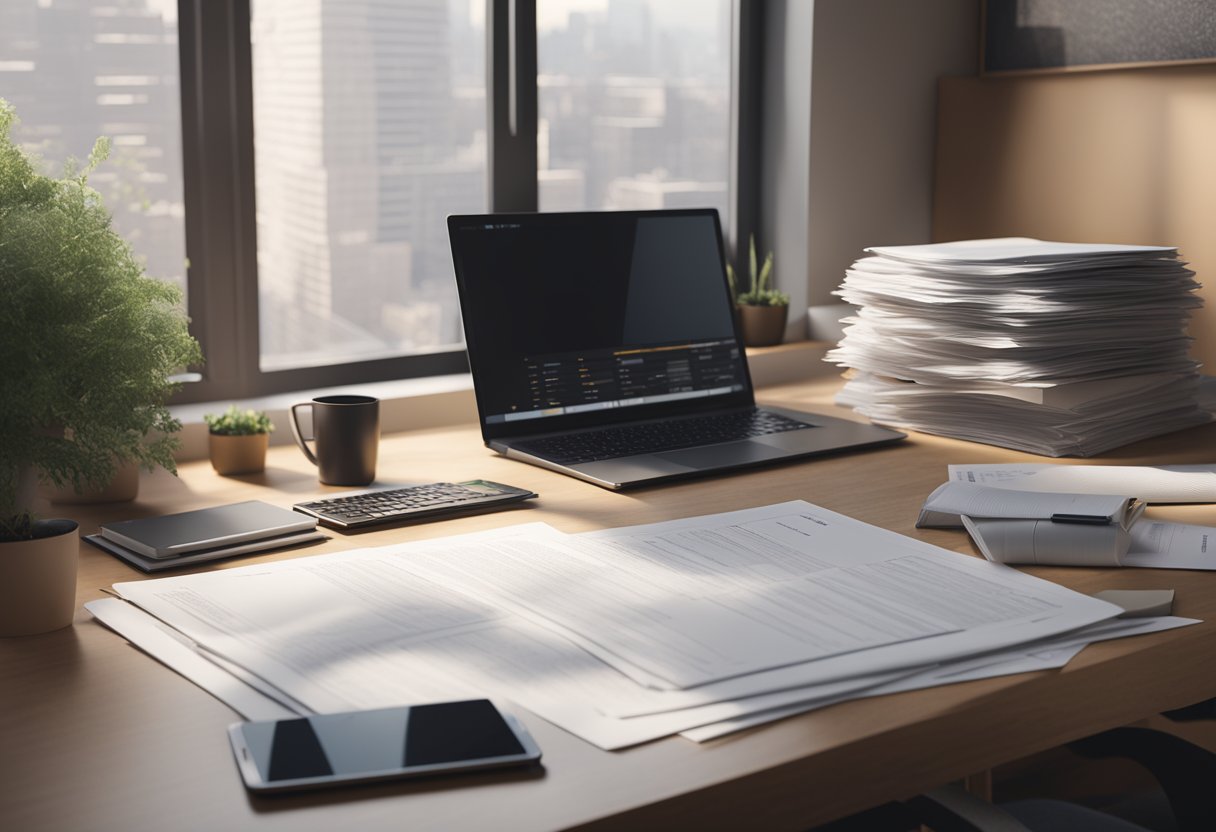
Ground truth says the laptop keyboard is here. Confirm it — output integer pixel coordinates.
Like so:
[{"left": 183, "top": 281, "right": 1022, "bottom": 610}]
[{"left": 514, "top": 409, "right": 814, "bottom": 465}]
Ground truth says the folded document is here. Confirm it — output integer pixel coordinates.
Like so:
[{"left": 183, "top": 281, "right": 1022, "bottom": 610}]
[
  {"left": 920, "top": 481, "right": 1145, "bottom": 567},
  {"left": 963, "top": 516, "right": 1131, "bottom": 567},
  {"left": 948, "top": 463, "right": 1216, "bottom": 504},
  {"left": 917, "top": 481, "right": 1144, "bottom": 530}
]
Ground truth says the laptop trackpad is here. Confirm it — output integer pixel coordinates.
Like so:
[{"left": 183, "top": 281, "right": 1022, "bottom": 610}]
[{"left": 657, "top": 441, "right": 788, "bottom": 469}]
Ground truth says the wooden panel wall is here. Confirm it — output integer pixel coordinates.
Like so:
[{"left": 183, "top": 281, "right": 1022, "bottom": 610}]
[{"left": 933, "top": 64, "right": 1216, "bottom": 370}]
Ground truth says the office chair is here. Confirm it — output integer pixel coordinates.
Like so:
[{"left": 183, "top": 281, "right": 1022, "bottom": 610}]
[
  {"left": 812, "top": 790, "right": 1146, "bottom": 832},
  {"left": 812, "top": 727, "right": 1216, "bottom": 832}
]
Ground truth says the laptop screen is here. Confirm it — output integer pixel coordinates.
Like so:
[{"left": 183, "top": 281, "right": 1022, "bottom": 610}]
[{"left": 448, "top": 210, "right": 755, "bottom": 438}]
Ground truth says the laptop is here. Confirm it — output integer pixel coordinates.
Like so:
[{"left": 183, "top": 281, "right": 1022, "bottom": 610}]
[{"left": 447, "top": 209, "right": 904, "bottom": 489}]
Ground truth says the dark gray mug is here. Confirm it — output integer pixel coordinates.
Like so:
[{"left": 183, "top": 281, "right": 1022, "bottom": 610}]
[{"left": 289, "top": 395, "right": 379, "bottom": 485}]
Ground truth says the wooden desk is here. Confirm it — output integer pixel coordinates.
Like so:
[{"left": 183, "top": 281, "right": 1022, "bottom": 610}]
[{"left": 5, "top": 377, "right": 1216, "bottom": 831}]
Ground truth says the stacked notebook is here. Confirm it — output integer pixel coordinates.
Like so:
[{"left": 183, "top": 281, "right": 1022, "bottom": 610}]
[
  {"left": 86, "top": 501, "right": 326, "bottom": 572},
  {"left": 826, "top": 238, "right": 1209, "bottom": 456}
]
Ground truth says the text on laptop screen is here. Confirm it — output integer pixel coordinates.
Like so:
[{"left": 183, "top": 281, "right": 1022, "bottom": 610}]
[{"left": 450, "top": 212, "right": 746, "bottom": 425}]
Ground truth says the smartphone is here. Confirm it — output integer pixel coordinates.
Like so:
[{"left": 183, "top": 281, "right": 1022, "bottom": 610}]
[{"left": 228, "top": 699, "right": 542, "bottom": 793}]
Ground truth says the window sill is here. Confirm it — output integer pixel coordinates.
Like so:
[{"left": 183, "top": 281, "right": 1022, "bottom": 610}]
[
  {"left": 745, "top": 340, "right": 835, "bottom": 388},
  {"left": 172, "top": 373, "right": 478, "bottom": 463},
  {"left": 170, "top": 342, "right": 838, "bottom": 462}
]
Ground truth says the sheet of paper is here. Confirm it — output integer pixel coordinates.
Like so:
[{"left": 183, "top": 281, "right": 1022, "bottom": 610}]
[
  {"left": 90, "top": 587, "right": 932, "bottom": 750},
  {"left": 90, "top": 588, "right": 1178, "bottom": 754},
  {"left": 1124, "top": 521, "right": 1216, "bottom": 570},
  {"left": 388, "top": 502, "right": 1120, "bottom": 693},
  {"left": 573, "top": 503, "right": 1123, "bottom": 681},
  {"left": 681, "top": 616, "right": 1200, "bottom": 742},
  {"left": 109, "top": 524, "right": 920, "bottom": 750},
  {"left": 962, "top": 517, "right": 1129, "bottom": 567},
  {"left": 100, "top": 556, "right": 933, "bottom": 722},
  {"left": 948, "top": 464, "right": 1216, "bottom": 504},
  {"left": 389, "top": 524, "right": 964, "bottom": 691},
  {"left": 101, "top": 506, "right": 1121, "bottom": 750},
  {"left": 918, "top": 481, "right": 1133, "bottom": 529},
  {"left": 866, "top": 238, "right": 1177, "bottom": 265},
  {"left": 85, "top": 598, "right": 298, "bottom": 721}
]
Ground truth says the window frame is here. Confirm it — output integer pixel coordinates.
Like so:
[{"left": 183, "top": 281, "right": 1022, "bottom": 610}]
[{"left": 174, "top": 0, "right": 759, "bottom": 404}]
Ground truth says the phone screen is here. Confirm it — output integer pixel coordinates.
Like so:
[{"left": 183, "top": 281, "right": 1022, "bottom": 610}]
[{"left": 231, "top": 699, "right": 540, "bottom": 789}]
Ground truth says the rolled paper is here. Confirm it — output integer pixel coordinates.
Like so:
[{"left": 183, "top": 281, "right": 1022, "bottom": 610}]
[{"left": 962, "top": 516, "right": 1129, "bottom": 567}]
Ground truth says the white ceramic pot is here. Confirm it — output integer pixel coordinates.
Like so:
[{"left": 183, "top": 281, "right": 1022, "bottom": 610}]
[{"left": 0, "top": 519, "right": 80, "bottom": 637}]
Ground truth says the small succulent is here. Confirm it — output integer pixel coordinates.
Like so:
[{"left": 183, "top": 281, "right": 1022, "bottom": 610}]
[
  {"left": 204, "top": 406, "right": 274, "bottom": 436},
  {"left": 729, "top": 235, "right": 788, "bottom": 307}
]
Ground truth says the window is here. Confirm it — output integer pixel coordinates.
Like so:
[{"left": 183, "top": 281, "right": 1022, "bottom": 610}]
[
  {"left": 250, "top": 0, "right": 485, "bottom": 372},
  {"left": 0, "top": 0, "right": 187, "bottom": 299},
  {"left": 153, "top": 1, "right": 754, "bottom": 401},
  {"left": 537, "top": 0, "right": 732, "bottom": 226}
]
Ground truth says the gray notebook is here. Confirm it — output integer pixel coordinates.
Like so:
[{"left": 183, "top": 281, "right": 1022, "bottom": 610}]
[
  {"left": 100, "top": 500, "right": 317, "bottom": 559},
  {"left": 85, "top": 529, "right": 327, "bottom": 572}
]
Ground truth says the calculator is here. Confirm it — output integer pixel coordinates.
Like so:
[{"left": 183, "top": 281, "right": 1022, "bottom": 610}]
[{"left": 293, "top": 480, "right": 537, "bottom": 530}]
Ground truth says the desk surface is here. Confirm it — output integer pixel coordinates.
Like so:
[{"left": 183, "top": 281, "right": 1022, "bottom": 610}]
[{"left": 4, "top": 377, "right": 1216, "bottom": 832}]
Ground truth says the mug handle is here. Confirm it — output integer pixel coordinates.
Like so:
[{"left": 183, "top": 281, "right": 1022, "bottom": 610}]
[{"left": 289, "top": 403, "right": 319, "bottom": 466}]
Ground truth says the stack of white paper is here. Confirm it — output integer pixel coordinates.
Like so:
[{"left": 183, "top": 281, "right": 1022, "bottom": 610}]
[
  {"left": 826, "top": 238, "right": 1209, "bottom": 456},
  {"left": 88, "top": 503, "right": 1200, "bottom": 750}
]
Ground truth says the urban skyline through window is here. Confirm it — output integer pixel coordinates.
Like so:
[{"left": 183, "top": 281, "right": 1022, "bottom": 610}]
[
  {"left": 254, "top": 0, "right": 732, "bottom": 372},
  {"left": 0, "top": 0, "right": 187, "bottom": 300},
  {"left": 538, "top": 0, "right": 731, "bottom": 218},
  {"left": 3, "top": 0, "right": 734, "bottom": 378}
]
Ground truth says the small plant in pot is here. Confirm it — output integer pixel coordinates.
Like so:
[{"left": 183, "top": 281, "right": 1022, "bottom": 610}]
[
  {"left": 205, "top": 406, "right": 274, "bottom": 476},
  {"left": 0, "top": 99, "right": 202, "bottom": 636},
  {"left": 728, "top": 235, "right": 789, "bottom": 347}
]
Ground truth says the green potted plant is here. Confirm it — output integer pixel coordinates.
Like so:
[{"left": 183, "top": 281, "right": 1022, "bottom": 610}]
[
  {"left": 37, "top": 458, "right": 141, "bottom": 505},
  {"left": 728, "top": 235, "right": 789, "bottom": 347},
  {"left": 204, "top": 406, "right": 274, "bottom": 475},
  {"left": 0, "top": 99, "right": 202, "bottom": 636}
]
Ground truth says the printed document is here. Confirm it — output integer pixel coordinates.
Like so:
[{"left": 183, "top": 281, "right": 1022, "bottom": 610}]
[
  {"left": 88, "top": 594, "right": 1195, "bottom": 747},
  {"left": 681, "top": 615, "right": 1199, "bottom": 742},
  {"left": 962, "top": 516, "right": 1129, "bottom": 567},
  {"left": 109, "top": 525, "right": 912, "bottom": 749},
  {"left": 948, "top": 463, "right": 1216, "bottom": 504},
  {"left": 107, "top": 504, "right": 1123, "bottom": 749},
  {"left": 392, "top": 502, "right": 1120, "bottom": 690},
  {"left": 918, "top": 481, "right": 1140, "bottom": 529},
  {"left": 1125, "top": 521, "right": 1216, "bottom": 570}
]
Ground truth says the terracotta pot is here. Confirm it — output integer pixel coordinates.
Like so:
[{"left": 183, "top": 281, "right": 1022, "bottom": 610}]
[
  {"left": 0, "top": 519, "right": 79, "bottom": 637},
  {"left": 209, "top": 432, "right": 270, "bottom": 476},
  {"left": 738, "top": 303, "right": 788, "bottom": 347},
  {"left": 38, "top": 459, "right": 140, "bottom": 504}
]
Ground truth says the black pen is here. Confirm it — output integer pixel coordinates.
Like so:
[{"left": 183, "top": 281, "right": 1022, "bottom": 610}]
[{"left": 1050, "top": 513, "right": 1112, "bottom": 525}]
